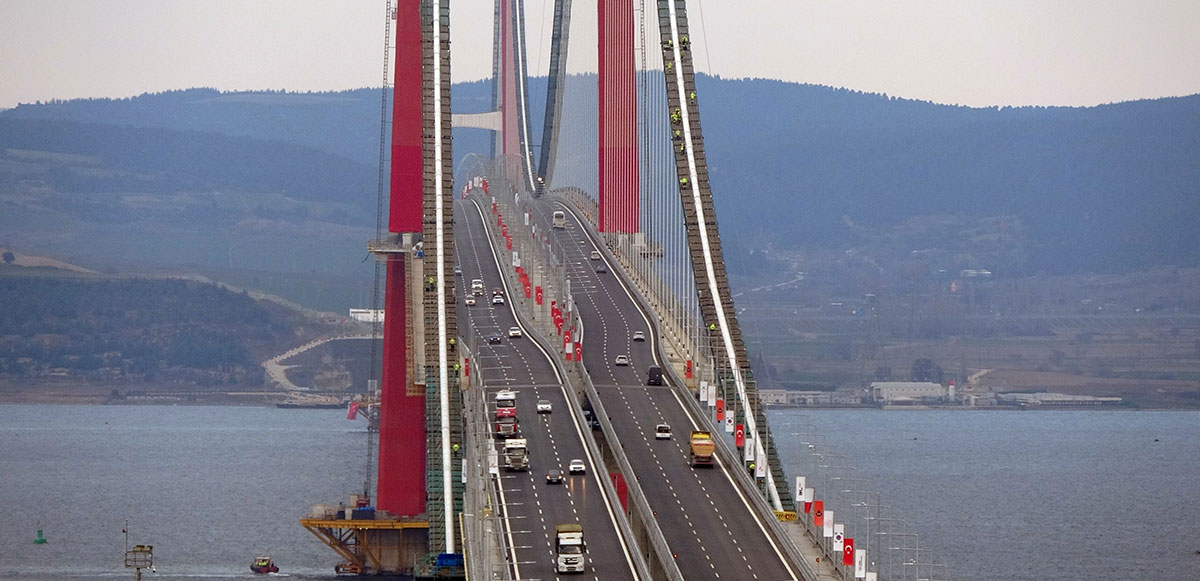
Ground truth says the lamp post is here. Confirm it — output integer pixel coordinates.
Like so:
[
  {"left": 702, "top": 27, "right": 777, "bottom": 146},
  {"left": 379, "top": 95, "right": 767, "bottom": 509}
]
[
  {"left": 865, "top": 517, "right": 910, "bottom": 579},
  {"left": 881, "top": 531, "right": 921, "bottom": 581}
]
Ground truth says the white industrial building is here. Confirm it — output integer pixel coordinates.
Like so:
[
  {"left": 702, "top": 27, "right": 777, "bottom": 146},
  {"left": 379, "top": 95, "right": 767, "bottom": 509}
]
[
  {"left": 870, "top": 382, "right": 950, "bottom": 404},
  {"left": 348, "top": 309, "right": 384, "bottom": 324},
  {"left": 996, "top": 392, "right": 1123, "bottom": 406},
  {"left": 757, "top": 389, "right": 864, "bottom": 406}
]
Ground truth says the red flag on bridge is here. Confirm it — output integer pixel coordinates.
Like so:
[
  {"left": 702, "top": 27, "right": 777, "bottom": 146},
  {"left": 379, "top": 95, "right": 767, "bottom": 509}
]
[
  {"left": 843, "top": 538, "right": 855, "bottom": 566},
  {"left": 346, "top": 401, "right": 359, "bottom": 420},
  {"left": 715, "top": 398, "right": 725, "bottom": 421},
  {"left": 813, "top": 501, "right": 824, "bottom": 527},
  {"left": 734, "top": 424, "right": 745, "bottom": 448}
]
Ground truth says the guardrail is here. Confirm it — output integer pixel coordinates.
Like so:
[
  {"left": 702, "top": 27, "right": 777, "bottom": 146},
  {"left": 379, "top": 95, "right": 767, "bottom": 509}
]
[
  {"left": 550, "top": 198, "right": 822, "bottom": 581},
  {"left": 460, "top": 343, "right": 515, "bottom": 581},
  {"left": 467, "top": 190, "right": 673, "bottom": 580}
]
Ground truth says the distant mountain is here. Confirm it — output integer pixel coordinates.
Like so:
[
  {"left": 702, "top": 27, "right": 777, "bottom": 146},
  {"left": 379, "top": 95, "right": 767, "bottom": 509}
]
[
  {"left": 691, "top": 79, "right": 1200, "bottom": 274},
  {"left": 2, "top": 80, "right": 1198, "bottom": 313}
]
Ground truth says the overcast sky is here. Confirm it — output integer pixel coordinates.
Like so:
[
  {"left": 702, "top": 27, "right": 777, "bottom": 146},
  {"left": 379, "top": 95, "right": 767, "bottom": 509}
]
[{"left": 2, "top": 0, "right": 1198, "bottom": 110}]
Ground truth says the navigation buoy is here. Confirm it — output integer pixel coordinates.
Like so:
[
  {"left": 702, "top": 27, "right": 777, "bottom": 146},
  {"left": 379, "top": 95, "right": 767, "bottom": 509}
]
[{"left": 34, "top": 529, "right": 48, "bottom": 544}]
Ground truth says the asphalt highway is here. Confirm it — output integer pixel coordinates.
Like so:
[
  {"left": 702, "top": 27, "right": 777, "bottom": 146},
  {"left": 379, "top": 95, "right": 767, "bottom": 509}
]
[
  {"left": 456, "top": 196, "right": 638, "bottom": 581},
  {"left": 539, "top": 200, "right": 799, "bottom": 581}
]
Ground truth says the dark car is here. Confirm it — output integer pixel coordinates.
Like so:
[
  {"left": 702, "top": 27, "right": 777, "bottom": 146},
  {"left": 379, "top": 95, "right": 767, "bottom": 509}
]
[
  {"left": 546, "top": 469, "right": 564, "bottom": 484},
  {"left": 595, "top": 264, "right": 607, "bottom": 274},
  {"left": 647, "top": 365, "right": 664, "bottom": 386},
  {"left": 487, "top": 335, "right": 502, "bottom": 345}
]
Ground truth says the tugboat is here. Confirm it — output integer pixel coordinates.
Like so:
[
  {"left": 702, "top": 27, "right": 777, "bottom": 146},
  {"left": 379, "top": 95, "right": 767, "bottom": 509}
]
[{"left": 251, "top": 555, "right": 279, "bottom": 574}]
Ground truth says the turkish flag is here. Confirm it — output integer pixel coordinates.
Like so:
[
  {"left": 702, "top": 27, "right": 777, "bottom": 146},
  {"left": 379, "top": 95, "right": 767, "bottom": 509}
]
[
  {"left": 804, "top": 501, "right": 812, "bottom": 513},
  {"left": 813, "top": 501, "right": 824, "bottom": 527},
  {"left": 735, "top": 424, "right": 745, "bottom": 447},
  {"left": 843, "top": 538, "right": 854, "bottom": 566},
  {"left": 346, "top": 401, "right": 359, "bottom": 420}
]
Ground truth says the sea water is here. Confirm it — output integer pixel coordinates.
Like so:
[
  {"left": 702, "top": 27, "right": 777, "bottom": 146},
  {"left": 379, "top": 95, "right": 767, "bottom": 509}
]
[
  {"left": 2, "top": 405, "right": 1198, "bottom": 580},
  {"left": 770, "top": 409, "right": 1200, "bottom": 580},
  {"left": 0, "top": 405, "right": 363, "bottom": 580}
]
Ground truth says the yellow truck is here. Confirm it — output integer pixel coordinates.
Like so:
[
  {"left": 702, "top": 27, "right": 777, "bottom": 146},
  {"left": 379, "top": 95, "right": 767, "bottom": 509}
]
[{"left": 689, "top": 431, "right": 715, "bottom": 467}]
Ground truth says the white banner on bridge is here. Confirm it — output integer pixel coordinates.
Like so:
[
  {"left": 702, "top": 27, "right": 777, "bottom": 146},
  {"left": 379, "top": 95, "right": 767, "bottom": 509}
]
[
  {"left": 699, "top": 381, "right": 709, "bottom": 403},
  {"left": 512, "top": 251, "right": 520, "bottom": 268},
  {"left": 755, "top": 447, "right": 766, "bottom": 477},
  {"left": 725, "top": 415, "right": 734, "bottom": 433},
  {"left": 488, "top": 448, "right": 499, "bottom": 476},
  {"left": 855, "top": 549, "right": 867, "bottom": 578},
  {"left": 833, "top": 524, "right": 845, "bottom": 551},
  {"left": 462, "top": 459, "right": 467, "bottom": 484},
  {"left": 865, "top": 573, "right": 877, "bottom": 581},
  {"left": 796, "top": 476, "right": 806, "bottom": 500},
  {"left": 823, "top": 510, "right": 834, "bottom": 537},
  {"left": 802, "top": 487, "right": 814, "bottom": 503},
  {"left": 743, "top": 436, "right": 755, "bottom": 462},
  {"left": 524, "top": 212, "right": 529, "bottom": 226}
]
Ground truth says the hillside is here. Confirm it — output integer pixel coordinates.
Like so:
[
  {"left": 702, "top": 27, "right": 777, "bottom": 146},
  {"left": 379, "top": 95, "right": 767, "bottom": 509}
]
[
  {"left": 0, "top": 268, "right": 341, "bottom": 395},
  {"left": 2, "top": 81, "right": 1198, "bottom": 311}
]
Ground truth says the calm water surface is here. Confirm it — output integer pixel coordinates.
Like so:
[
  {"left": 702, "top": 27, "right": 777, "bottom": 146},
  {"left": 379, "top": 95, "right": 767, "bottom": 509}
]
[
  {"left": 3, "top": 405, "right": 1198, "bottom": 580},
  {"left": 770, "top": 409, "right": 1200, "bottom": 580},
  {"left": 0, "top": 405, "right": 364, "bottom": 580}
]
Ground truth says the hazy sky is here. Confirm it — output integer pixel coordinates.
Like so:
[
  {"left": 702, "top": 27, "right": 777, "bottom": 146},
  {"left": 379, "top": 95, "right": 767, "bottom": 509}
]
[{"left": 2, "top": 0, "right": 1198, "bottom": 110}]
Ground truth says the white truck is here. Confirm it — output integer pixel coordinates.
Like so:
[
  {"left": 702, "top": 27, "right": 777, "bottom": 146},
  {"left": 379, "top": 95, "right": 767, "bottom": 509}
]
[
  {"left": 554, "top": 523, "right": 586, "bottom": 573},
  {"left": 503, "top": 438, "right": 529, "bottom": 471},
  {"left": 552, "top": 210, "right": 566, "bottom": 229}
]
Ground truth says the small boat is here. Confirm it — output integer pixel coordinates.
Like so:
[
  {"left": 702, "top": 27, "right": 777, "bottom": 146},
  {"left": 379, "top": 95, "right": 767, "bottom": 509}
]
[{"left": 251, "top": 555, "right": 279, "bottom": 574}]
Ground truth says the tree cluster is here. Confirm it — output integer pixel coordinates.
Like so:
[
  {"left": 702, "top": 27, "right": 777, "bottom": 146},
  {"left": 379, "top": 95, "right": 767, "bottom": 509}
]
[{"left": 0, "top": 276, "right": 285, "bottom": 386}]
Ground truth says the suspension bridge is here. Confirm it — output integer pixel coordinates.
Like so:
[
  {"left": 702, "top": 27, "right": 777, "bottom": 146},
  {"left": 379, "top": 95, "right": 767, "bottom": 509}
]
[{"left": 299, "top": 2, "right": 946, "bottom": 579}]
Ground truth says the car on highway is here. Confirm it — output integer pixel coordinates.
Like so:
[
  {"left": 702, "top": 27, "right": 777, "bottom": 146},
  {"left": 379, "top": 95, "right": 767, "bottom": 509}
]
[
  {"left": 590, "top": 250, "right": 601, "bottom": 260},
  {"left": 464, "top": 295, "right": 476, "bottom": 306},
  {"left": 632, "top": 330, "right": 646, "bottom": 342},
  {"left": 655, "top": 424, "right": 672, "bottom": 440},
  {"left": 567, "top": 459, "right": 586, "bottom": 474},
  {"left": 508, "top": 326, "right": 523, "bottom": 338},
  {"left": 487, "top": 335, "right": 502, "bottom": 345},
  {"left": 582, "top": 409, "right": 600, "bottom": 431},
  {"left": 546, "top": 469, "right": 564, "bottom": 484},
  {"left": 471, "top": 278, "right": 484, "bottom": 290},
  {"left": 537, "top": 399, "right": 552, "bottom": 413},
  {"left": 492, "top": 295, "right": 505, "bottom": 305},
  {"left": 454, "top": 265, "right": 462, "bottom": 276},
  {"left": 614, "top": 354, "right": 629, "bottom": 366},
  {"left": 595, "top": 264, "right": 607, "bottom": 273}
]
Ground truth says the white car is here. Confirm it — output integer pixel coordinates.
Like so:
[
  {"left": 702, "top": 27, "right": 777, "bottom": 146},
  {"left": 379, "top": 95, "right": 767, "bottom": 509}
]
[
  {"left": 508, "top": 326, "right": 523, "bottom": 338},
  {"left": 614, "top": 354, "right": 629, "bottom": 366},
  {"left": 632, "top": 330, "right": 646, "bottom": 342},
  {"left": 470, "top": 278, "right": 484, "bottom": 290},
  {"left": 464, "top": 295, "right": 476, "bottom": 306},
  {"left": 568, "top": 458, "right": 586, "bottom": 474},
  {"left": 536, "top": 400, "right": 552, "bottom": 413},
  {"left": 655, "top": 424, "right": 672, "bottom": 440},
  {"left": 492, "top": 295, "right": 505, "bottom": 305}
]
